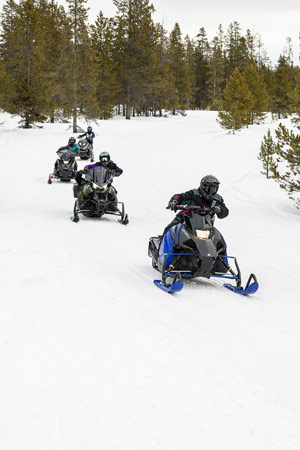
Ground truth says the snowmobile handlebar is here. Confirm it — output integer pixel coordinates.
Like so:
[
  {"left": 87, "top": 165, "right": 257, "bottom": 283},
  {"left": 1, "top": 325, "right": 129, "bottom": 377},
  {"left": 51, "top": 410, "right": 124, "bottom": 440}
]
[{"left": 167, "top": 204, "right": 214, "bottom": 214}]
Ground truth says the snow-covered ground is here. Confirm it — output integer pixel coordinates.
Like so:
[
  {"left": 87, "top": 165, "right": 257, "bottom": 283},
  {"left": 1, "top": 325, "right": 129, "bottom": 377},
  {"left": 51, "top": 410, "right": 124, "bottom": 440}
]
[{"left": 0, "top": 111, "right": 299, "bottom": 450}]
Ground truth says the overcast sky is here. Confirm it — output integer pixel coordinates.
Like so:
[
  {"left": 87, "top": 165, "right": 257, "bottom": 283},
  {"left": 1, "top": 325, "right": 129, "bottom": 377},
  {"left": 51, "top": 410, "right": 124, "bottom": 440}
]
[{"left": 1, "top": 0, "right": 299, "bottom": 64}]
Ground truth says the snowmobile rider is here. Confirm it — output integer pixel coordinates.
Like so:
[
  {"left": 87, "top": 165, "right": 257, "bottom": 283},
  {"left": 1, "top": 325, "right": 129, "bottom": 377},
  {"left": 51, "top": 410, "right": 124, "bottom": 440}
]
[
  {"left": 58, "top": 136, "right": 79, "bottom": 154},
  {"left": 78, "top": 126, "right": 95, "bottom": 144},
  {"left": 75, "top": 152, "right": 123, "bottom": 209},
  {"left": 54, "top": 137, "right": 79, "bottom": 174},
  {"left": 163, "top": 175, "right": 229, "bottom": 249},
  {"left": 75, "top": 151, "right": 123, "bottom": 185}
]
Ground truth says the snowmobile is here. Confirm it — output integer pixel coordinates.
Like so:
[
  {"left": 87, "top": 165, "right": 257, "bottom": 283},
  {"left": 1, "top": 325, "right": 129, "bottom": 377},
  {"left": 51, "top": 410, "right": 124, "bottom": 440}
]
[
  {"left": 71, "top": 165, "right": 128, "bottom": 225},
  {"left": 48, "top": 148, "right": 77, "bottom": 184},
  {"left": 77, "top": 138, "right": 94, "bottom": 161},
  {"left": 148, "top": 205, "right": 258, "bottom": 295}
]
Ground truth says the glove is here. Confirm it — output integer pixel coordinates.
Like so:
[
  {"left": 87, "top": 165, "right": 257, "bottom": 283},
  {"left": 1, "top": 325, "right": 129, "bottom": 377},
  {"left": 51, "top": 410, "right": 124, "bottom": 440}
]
[
  {"left": 213, "top": 204, "right": 222, "bottom": 214},
  {"left": 168, "top": 200, "right": 178, "bottom": 211}
]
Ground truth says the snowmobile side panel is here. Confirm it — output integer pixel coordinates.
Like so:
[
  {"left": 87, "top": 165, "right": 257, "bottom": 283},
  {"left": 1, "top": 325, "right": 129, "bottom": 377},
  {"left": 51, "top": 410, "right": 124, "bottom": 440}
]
[{"left": 158, "top": 224, "right": 182, "bottom": 268}]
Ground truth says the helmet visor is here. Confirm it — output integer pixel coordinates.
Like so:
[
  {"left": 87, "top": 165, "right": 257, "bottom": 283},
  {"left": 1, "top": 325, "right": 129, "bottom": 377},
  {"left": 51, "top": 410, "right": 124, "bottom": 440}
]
[
  {"left": 203, "top": 184, "right": 218, "bottom": 195},
  {"left": 100, "top": 156, "right": 109, "bottom": 163}
]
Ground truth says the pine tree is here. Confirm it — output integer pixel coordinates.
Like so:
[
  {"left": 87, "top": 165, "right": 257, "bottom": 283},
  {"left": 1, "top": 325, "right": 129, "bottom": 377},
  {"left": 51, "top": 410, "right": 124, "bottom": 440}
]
[
  {"left": 91, "top": 12, "right": 121, "bottom": 119},
  {"left": 288, "top": 67, "right": 300, "bottom": 121},
  {"left": 244, "top": 62, "right": 269, "bottom": 124},
  {"left": 272, "top": 121, "right": 300, "bottom": 207},
  {"left": 168, "top": 22, "right": 191, "bottom": 114},
  {"left": 0, "top": 0, "right": 48, "bottom": 127},
  {"left": 207, "top": 32, "right": 225, "bottom": 109},
  {"left": 148, "top": 22, "right": 177, "bottom": 116},
  {"left": 37, "top": 0, "right": 71, "bottom": 122},
  {"left": 193, "top": 27, "right": 210, "bottom": 109},
  {"left": 184, "top": 34, "right": 196, "bottom": 110},
  {"left": 217, "top": 67, "right": 254, "bottom": 133},
  {"left": 113, "top": 0, "right": 158, "bottom": 119},
  {"left": 270, "top": 55, "right": 295, "bottom": 119},
  {"left": 258, "top": 128, "right": 278, "bottom": 178},
  {"left": 65, "top": 0, "right": 98, "bottom": 131},
  {"left": 225, "top": 21, "right": 249, "bottom": 77}
]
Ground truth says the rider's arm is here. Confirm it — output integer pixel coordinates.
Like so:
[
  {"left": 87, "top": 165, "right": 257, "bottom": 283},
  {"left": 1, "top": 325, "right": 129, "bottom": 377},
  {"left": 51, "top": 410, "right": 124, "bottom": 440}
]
[
  {"left": 109, "top": 162, "right": 123, "bottom": 176},
  {"left": 170, "top": 189, "right": 194, "bottom": 204},
  {"left": 214, "top": 194, "right": 229, "bottom": 219}
]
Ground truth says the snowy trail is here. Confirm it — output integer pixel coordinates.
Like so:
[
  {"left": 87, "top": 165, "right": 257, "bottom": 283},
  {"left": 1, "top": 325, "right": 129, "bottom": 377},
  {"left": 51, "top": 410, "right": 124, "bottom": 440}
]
[{"left": 0, "top": 111, "right": 300, "bottom": 450}]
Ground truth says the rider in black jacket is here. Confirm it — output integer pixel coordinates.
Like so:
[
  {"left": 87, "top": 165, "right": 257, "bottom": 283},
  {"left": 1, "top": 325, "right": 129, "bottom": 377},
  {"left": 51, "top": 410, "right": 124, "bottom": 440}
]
[
  {"left": 78, "top": 126, "right": 95, "bottom": 144},
  {"left": 164, "top": 175, "right": 229, "bottom": 249}
]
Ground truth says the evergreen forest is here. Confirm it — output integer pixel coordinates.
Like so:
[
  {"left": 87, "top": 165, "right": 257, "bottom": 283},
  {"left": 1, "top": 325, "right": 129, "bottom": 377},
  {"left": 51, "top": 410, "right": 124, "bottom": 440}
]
[{"left": 0, "top": 0, "right": 299, "bottom": 131}]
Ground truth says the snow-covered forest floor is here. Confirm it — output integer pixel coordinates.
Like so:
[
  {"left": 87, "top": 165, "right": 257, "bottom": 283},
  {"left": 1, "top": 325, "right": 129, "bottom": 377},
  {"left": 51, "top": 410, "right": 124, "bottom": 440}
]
[{"left": 0, "top": 111, "right": 299, "bottom": 450}]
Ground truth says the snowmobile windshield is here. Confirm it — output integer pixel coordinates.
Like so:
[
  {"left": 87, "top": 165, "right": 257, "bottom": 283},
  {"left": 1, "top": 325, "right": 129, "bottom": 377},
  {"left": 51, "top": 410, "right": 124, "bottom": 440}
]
[
  {"left": 78, "top": 139, "right": 88, "bottom": 148},
  {"left": 56, "top": 149, "right": 74, "bottom": 160},
  {"left": 186, "top": 211, "right": 214, "bottom": 233},
  {"left": 86, "top": 166, "right": 110, "bottom": 186}
]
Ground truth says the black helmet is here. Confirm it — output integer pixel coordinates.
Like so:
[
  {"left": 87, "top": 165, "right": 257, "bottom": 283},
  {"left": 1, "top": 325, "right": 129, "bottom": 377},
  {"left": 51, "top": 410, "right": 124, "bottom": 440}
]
[
  {"left": 69, "top": 136, "right": 76, "bottom": 146},
  {"left": 99, "top": 151, "right": 110, "bottom": 165},
  {"left": 199, "top": 175, "right": 220, "bottom": 200}
]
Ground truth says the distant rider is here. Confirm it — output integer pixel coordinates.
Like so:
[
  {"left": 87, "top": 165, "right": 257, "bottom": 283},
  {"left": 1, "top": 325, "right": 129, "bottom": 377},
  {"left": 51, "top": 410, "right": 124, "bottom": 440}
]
[
  {"left": 54, "top": 136, "right": 79, "bottom": 174},
  {"left": 78, "top": 126, "right": 95, "bottom": 161},
  {"left": 163, "top": 175, "right": 229, "bottom": 252},
  {"left": 78, "top": 126, "right": 95, "bottom": 145},
  {"left": 57, "top": 136, "right": 79, "bottom": 153},
  {"left": 75, "top": 152, "right": 123, "bottom": 210}
]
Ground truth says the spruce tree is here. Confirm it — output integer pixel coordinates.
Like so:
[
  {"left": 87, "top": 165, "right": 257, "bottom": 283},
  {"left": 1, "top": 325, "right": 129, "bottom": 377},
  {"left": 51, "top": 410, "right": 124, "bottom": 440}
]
[
  {"left": 65, "top": 0, "right": 98, "bottom": 131},
  {"left": 91, "top": 12, "right": 121, "bottom": 119},
  {"left": 37, "top": 0, "right": 71, "bottom": 122},
  {"left": 270, "top": 55, "right": 295, "bottom": 119},
  {"left": 168, "top": 22, "right": 191, "bottom": 114},
  {"left": 217, "top": 67, "right": 254, "bottom": 133},
  {"left": 225, "top": 21, "right": 248, "bottom": 77},
  {"left": 288, "top": 68, "right": 300, "bottom": 121},
  {"left": 113, "top": 0, "right": 158, "bottom": 119},
  {"left": 0, "top": 0, "right": 48, "bottom": 127},
  {"left": 149, "top": 22, "right": 177, "bottom": 116},
  {"left": 184, "top": 34, "right": 196, "bottom": 110},
  {"left": 272, "top": 121, "right": 300, "bottom": 207},
  {"left": 244, "top": 62, "right": 269, "bottom": 124},
  {"left": 258, "top": 128, "right": 278, "bottom": 178},
  {"left": 193, "top": 27, "right": 210, "bottom": 109},
  {"left": 207, "top": 33, "right": 225, "bottom": 109}
]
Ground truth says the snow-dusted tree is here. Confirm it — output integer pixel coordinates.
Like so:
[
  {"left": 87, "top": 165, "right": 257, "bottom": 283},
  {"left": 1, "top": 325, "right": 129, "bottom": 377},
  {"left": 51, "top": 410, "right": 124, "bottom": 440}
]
[{"left": 258, "top": 129, "right": 278, "bottom": 178}]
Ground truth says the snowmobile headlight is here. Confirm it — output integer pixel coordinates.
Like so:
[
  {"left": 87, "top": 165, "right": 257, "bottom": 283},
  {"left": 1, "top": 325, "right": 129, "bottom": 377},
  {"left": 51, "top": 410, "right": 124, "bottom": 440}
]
[
  {"left": 196, "top": 230, "right": 210, "bottom": 240},
  {"left": 63, "top": 160, "right": 70, "bottom": 164}
]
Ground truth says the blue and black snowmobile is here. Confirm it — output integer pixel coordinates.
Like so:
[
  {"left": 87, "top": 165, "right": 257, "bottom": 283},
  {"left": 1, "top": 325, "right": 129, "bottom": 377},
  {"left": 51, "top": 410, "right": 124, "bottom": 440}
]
[{"left": 148, "top": 205, "right": 258, "bottom": 295}]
